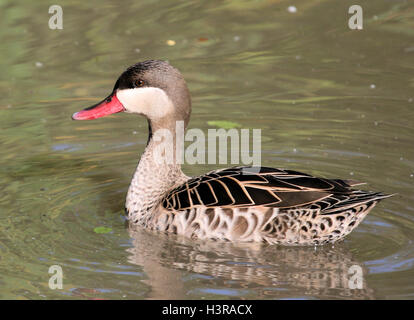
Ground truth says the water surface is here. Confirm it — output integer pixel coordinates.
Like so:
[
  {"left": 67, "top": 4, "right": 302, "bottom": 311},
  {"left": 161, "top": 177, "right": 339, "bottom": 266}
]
[{"left": 0, "top": 0, "right": 413, "bottom": 299}]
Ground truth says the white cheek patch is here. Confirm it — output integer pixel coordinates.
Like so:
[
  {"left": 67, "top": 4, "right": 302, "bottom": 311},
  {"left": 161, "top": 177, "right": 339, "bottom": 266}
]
[{"left": 116, "top": 87, "right": 174, "bottom": 119}]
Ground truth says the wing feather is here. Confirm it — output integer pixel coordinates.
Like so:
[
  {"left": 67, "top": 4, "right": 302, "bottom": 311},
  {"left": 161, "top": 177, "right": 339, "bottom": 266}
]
[{"left": 161, "top": 166, "right": 378, "bottom": 211}]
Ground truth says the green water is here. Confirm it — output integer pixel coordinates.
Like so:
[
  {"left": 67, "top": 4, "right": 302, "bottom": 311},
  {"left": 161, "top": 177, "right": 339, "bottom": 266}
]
[{"left": 0, "top": 0, "right": 413, "bottom": 299}]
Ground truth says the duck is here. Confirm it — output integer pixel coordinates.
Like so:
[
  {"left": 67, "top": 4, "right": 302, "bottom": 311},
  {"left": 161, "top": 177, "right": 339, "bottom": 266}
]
[{"left": 72, "top": 60, "right": 391, "bottom": 246}]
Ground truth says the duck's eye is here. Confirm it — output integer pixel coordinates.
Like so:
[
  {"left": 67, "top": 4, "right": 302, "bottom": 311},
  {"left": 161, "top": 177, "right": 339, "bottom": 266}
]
[{"left": 135, "top": 79, "right": 145, "bottom": 87}]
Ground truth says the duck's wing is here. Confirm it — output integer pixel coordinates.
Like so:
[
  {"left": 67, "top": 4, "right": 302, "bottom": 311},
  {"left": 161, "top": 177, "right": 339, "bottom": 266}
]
[{"left": 161, "top": 166, "right": 377, "bottom": 211}]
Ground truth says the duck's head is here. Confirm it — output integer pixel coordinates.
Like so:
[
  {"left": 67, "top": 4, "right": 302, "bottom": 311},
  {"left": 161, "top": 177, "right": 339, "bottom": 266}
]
[{"left": 72, "top": 60, "right": 191, "bottom": 129}]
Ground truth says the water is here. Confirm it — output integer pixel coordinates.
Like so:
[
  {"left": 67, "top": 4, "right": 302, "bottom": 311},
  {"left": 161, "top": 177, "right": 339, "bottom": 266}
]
[{"left": 0, "top": 0, "right": 413, "bottom": 299}]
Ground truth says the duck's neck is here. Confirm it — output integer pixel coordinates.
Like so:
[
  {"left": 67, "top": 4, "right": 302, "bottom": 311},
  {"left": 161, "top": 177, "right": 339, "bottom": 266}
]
[{"left": 126, "top": 120, "right": 188, "bottom": 224}]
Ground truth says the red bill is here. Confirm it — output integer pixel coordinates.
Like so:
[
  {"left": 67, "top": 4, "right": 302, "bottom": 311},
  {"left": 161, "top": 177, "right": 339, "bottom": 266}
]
[{"left": 72, "top": 93, "right": 125, "bottom": 120}]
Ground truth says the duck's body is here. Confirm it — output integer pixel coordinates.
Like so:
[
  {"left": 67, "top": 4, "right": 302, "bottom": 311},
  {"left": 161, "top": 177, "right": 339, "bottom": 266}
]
[
  {"left": 73, "top": 60, "right": 391, "bottom": 246},
  {"left": 124, "top": 128, "right": 388, "bottom": 246}
]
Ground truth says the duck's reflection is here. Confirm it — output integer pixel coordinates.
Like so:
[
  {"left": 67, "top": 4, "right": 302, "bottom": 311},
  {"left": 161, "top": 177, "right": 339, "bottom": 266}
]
[{"left": 127, "top": 226, "right": 374, "bottom": 299}]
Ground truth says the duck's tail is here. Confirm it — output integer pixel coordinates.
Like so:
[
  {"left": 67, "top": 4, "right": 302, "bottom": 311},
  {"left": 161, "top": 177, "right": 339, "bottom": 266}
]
[{"left": 320, "top": 191, "right": 394, "bottom": 215}]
